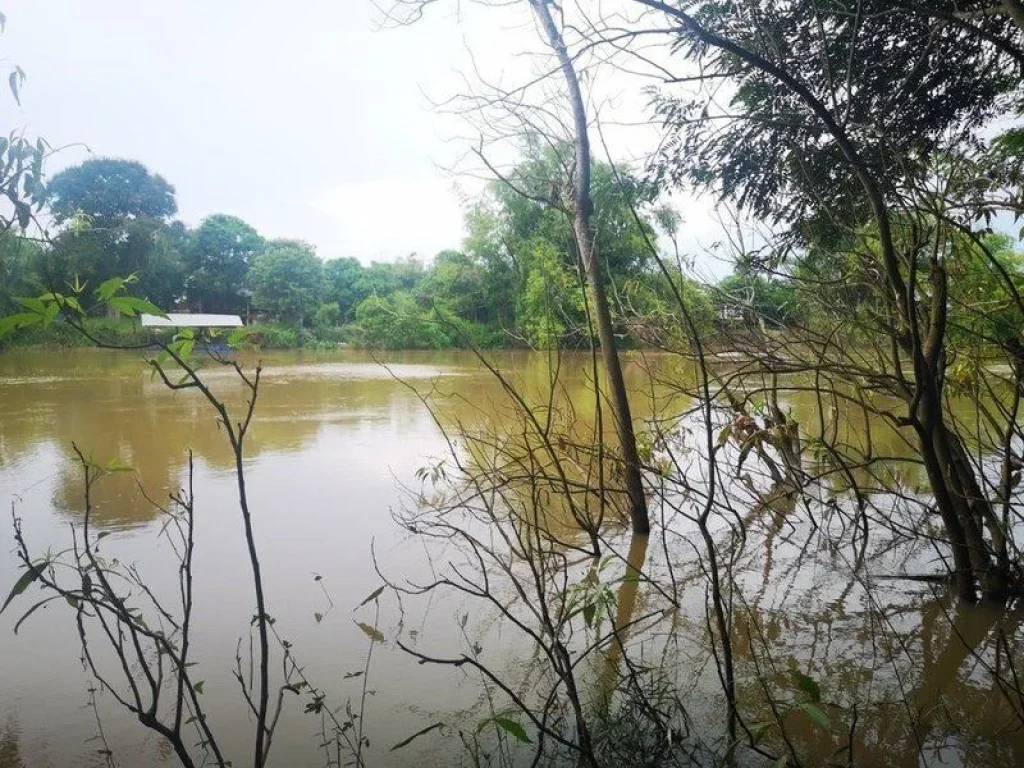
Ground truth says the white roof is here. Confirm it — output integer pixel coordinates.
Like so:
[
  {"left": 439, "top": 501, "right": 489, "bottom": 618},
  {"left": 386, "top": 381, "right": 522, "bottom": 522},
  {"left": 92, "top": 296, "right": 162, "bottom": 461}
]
[{"left": 140, "top": 313, "right": 243, "bottom": 328}]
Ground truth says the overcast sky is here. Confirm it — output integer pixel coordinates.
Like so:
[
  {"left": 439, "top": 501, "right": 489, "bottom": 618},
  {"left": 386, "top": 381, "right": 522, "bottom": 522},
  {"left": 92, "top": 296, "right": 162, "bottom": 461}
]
[{"left": 2, "top": 0, "right": 730, "bottom": 272}]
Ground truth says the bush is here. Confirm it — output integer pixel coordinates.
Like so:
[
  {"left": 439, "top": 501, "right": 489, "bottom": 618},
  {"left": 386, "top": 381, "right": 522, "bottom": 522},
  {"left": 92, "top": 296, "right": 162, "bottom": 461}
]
[
  {"left": 241, "top": 322, "right": 350, "bottom": 349},
  {"left": 246, "top": 322, "right": 300, "bottom": 349},
  {"left": 313, "top": 302, "right": 341, "bottom": 329},
  {"left": 0, "top": 317, "right": 148, "bottom": 349},
  {"left": 436, "top": 310, "right": 505, "bottom": 349},
  {"left": 353, "top": 293, "right": 450, "bottom": 349}
]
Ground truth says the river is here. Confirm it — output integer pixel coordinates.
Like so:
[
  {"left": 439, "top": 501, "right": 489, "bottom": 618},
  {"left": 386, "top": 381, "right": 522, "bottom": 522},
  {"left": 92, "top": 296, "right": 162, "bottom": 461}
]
[{"left": 0, "top": 348, "right": 1021, "bottom": 767}]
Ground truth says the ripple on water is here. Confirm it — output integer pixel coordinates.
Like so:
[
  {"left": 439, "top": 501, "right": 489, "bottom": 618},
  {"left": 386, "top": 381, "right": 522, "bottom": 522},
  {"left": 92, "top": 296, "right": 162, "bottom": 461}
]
[{"left": 257, "top": 362, "right": 462, "bottom": 381}]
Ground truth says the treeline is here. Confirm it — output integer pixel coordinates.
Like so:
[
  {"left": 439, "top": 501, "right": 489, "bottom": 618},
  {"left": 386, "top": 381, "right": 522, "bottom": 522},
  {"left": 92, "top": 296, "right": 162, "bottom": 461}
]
[
  {"left": 0, "top": 148, "right": 736, "bottom": 350},
  {"left": 7, "top": 151, "right": 1020, "bottom": 352}
]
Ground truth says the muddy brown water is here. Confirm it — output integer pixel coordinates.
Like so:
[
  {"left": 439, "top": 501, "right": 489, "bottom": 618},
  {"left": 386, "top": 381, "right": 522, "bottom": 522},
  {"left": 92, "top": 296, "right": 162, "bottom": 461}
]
[{"left": 0, "top": 348, "right": 1020, "bottom": 767}]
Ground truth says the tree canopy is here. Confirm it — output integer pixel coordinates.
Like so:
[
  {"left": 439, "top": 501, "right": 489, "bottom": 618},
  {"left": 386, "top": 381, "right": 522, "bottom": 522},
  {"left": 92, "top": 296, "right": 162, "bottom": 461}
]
[
  {"left": 186, "top": 214, "right": 264, "bottom": 313},
  {"left": 47, "top": 158, "right": 177, "bottom": 223},
  {"left": 247, "top": 240, "right": 324, "bottom": 324}
]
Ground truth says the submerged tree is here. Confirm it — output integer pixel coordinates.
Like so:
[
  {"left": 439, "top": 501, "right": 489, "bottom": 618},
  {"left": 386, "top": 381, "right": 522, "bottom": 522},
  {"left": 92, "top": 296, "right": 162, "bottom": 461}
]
[{"left": 635, "top": 0, "right": 1024, "bottom": 601}]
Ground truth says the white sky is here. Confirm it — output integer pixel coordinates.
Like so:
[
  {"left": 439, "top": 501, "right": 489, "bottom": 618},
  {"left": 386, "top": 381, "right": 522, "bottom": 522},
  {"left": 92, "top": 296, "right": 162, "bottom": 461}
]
[{"left": 2, "top": 0, "right": 733, "bottom": 274}]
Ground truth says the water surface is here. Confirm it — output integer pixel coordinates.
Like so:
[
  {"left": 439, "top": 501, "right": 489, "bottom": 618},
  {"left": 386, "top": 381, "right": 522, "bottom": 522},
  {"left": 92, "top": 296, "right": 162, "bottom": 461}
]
[{"left": 0, "top": 348, "right": 1020, "bottom": 767}]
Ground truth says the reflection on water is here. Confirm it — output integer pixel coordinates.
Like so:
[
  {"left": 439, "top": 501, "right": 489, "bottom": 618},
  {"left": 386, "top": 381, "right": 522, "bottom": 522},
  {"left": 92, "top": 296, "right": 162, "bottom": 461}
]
[
  {"left": 0, "top": 348, "right": 1020, "bottom": 767},
  {"left": 0, "top": 722, "right": 22, "bottom": 768},
  {"left": 599, "top": 532, "right": 649, "bottom": 705}
]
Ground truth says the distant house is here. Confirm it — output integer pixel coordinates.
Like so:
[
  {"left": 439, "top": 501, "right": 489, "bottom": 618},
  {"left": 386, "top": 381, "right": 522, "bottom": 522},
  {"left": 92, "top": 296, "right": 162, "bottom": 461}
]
[{"left": 140, "top": 313, "right": 243, "bottom": 329}]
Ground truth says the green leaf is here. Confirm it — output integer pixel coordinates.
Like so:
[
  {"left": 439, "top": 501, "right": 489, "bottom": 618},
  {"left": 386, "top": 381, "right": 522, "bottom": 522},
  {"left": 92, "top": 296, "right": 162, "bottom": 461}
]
[
  {"left": 716, "top": 424, "right": 731, "bottom": 449},
  {"left": 798, "top": 700, "right": 830, "bottom": 729},
  {"left": 582, "top": 603, "right": 596, "bottom": 628},
  {"left": 14, "top": 596, "right": 59, "bottom": 634},
  {"left": 107, "top": 296, "right": 141, "bottom": 317},
  {"left": 127, "top": 298, "right": 166, "bottom": 317},
  {"left": 194, "top": 680, "right": 205, "bottom": 695},
  {"left": 9, "top": 69, "right": 21, "bottom": 106},
  {"left": 14, "top": 200, "right": 30, "bottom": 229},
  {"left": 13, "top": 296, "right": 45, "bottom": 314},
  {"left": 97, "top": 277, "right": 128, "bottom": 302},
  {"left": 41, "top": 301, "right": 60, "bottom": 329},
  {"left": 108, "top": 295, "right": 166, "bottom": 318},
  {"left": 358, "top": 585, "right": 385, "bottom": 607},
  {"left": 791, "top": 669, "right": 821, "bottom": 703},
  {"left": 1, "top": 561, "right": 47, "bottom": 614},
  {"left": 491, "top": 717, "right": 531, "bottom": 744},
  {"left": 390, "top": 722, "right": 444, "bottom": 751},
  {"left": 227, "top": 327, "right": 250, "bottom": 346},
  {"left": 355, "top": 622, "right": 385, "bottom": 643},
  {"left": 0, "top": 312, "right": 40, "bottom": 338}
]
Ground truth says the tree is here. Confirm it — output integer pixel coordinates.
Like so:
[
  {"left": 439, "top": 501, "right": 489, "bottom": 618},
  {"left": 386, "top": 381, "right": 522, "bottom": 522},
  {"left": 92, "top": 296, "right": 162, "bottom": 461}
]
[
  {"left": 353, "top": 291, "right": 448, "bottom": 349},
  {"left": 47, "top": 158, "right": 177, "bottom": 223},
  {"left": 42, "top": 217, "right": 186, "bottom": 309},
  {"left": 357, "top": 255, "right": 425, "bottom": 298},
  {"left": 518, "top": 239, "right": 583, "bottom": 347},
  {"left": 323, "top": 256, "right": 367, "bottom": 320},
  {"left": 0, "top": 234, "right": 44, "bottom": 314},
  {"left": 39, "top": 158, "right": 184, "bottom": 307},
  {"left": 463, "top": 202, "right": 519, "bottom": 329},
  {"left": 716, "top": 271, "right": 801, "bottom": 328},
  {"left": 638, "top": 0, "right": 1024, "bottom": 601},
  {"left": 186, "top": 215, "right": 264, "bottom": 313},
  {"left": 529, "top": 0, "right": 649, "bottom": 543},
  {"left": 248, "top": 240, "right": 324, "bottom": 324},
  {"left": 642, "top": 0, "right": 1022, "bottom": 234},
  {"left": 313, "top": 302, "right": 341, "bottom": 329},
  {"left": 418, "top": 249, "right": 489, "bottom": 322},
  {"left": 485, "top": 145, "right": 657, "bottom": 286}
]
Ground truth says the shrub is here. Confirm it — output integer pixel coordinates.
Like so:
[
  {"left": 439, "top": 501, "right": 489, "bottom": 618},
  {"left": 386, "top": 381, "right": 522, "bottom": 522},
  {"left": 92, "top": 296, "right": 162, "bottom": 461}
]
[
  {"left": 246, "top": 322, "right": 299, "bottom": 349},
  {"left": 0, "top": 317, "right": 148, "bottom": 349},
  {"left": 313, "top": 302, "right": 341, "bottom": 329},
  {"left": 353, "top": 293, "right": 449, "bottom": 349}
]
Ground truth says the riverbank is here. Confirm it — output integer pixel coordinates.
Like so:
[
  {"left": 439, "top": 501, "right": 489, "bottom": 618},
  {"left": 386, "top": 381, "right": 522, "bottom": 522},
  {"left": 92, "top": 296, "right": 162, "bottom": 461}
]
[
  {"left": 0, "top": 319, "right": 356, "bottom": 351},
  {"left": 0, "top": 318, "right": 512, "bottom": 351}
]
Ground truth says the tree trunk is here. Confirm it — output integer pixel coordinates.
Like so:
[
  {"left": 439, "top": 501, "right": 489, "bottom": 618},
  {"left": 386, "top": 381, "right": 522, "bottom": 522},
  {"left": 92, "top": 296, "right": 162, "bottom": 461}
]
[{"left": 530, "top": 0, "right": 649, "bottom": 535}]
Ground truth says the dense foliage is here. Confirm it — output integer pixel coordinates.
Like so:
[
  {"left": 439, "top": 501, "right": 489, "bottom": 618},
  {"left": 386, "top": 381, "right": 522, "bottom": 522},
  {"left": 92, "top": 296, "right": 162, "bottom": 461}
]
[{"left": 0, "top": 150, "right": 728, "bottom": 349}]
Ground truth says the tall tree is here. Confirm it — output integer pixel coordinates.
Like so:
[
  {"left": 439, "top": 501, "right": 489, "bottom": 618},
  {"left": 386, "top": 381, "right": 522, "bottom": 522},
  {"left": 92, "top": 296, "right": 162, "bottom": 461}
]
[
  {"left": 529, "top": 0, "right": 649, "bottom": 543},
  {"left": 247, "top": 239, "right": 324, "bottom": 324},
  {"left": 186, "top": 214, "right": 264, "bottom": 313},
  {"left": 323, "top": 256, "right": 367, "bottom": 320},
  {"left": 44, "top": 158, "right": 183, "bottom": 306},
  {"left": 418, "top": 250, "right": 489, "bottom": 322},
  {"left": 637, "top": 0, "right": 1024, "bottom": 600},
  {"left": 47, "top": 158, "right": 177, "bottom": 223}
]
